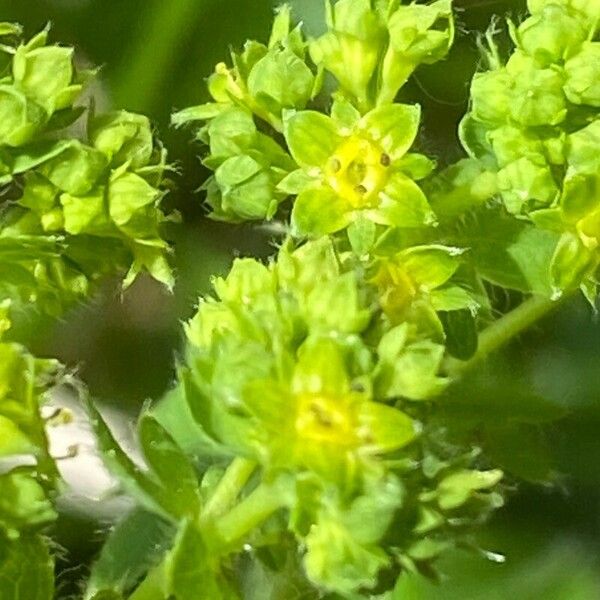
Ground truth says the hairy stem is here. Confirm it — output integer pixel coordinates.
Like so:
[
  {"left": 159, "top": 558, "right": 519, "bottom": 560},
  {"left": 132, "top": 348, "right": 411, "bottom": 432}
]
[
  {"left": 202, "top": 457, "right": 257, "bottom": 520},
  {"left": 445, "top": 294, "right": 566, "bottom": 379}
]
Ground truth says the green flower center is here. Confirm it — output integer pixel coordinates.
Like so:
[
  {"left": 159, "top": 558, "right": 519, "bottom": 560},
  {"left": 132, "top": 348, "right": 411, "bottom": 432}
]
[{"left": 325, "top": 136, "right": 390, "bottom": 209}]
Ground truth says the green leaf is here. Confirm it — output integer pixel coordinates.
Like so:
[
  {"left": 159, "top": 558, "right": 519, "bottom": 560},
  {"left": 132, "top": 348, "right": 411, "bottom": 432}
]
[
  {"left": 276, "top": 168, "right": 315, "bottom": 195},
  {"left": 292, "top": 337, "right": 350, "bottom": 397},
  {"left": 430, "top": 286, "right": 478, "bottom": 313},
  {"left": 387, "top": 0, "right": 454, "bottom": 64},
  {"left": 291, "top": 186, "right": 352, "bottom": 236},
  {"left": 359, "top": 403, "right": 419, "bottom": 453},
  {"left": 171, "top": 103, "right": 225, "bottom": 126},
  {"left": 138, "top": 415, "right": 202, "bottom": 519},
  {"left": 459, "top": 207, "right": 559, "bottom": 295},
  {"left": 88, "top": 403, "right": 178, "bottom": 521},
  {"left": 0, "top": 85, "right": 46, "bottom": 147},
  {"left": 564, "top": 42, "right": 600, "bottom": 106},
  {"left": 440, "top": 309, "right": 478, "bottom": 361},
  {"left": 13, "top": 44, "right": 75, "bottom": 111},
  {"left": 283, "top": 111, "right": 341, "bottom": 168},
  {"left": 566, "top": 119, "right": 600, "bottom": 175},
  {"left": 549, "top": 232, "right": 596, "bottom": 296},
  {"left": 0, "top": 415, "right": 36, "bottom": 457},
  {"left": 375, "top": 337, "right": 447, "bottom": 401},
  {"left": 207, "top": 107, "right": 256, "bottom": 158},
  {"left": 0, "top": 470, "right": 56, "bottom": 535},
  {"left": 61, "top": 186, "right": 108, "bottom": 235},
  {"left": 85, "top": 509, "right": 175, "bottom": 600},
  {"left": 108, "top": 171, "right": 160, "bottom": 227},
  {"left": 164, "top": 520, "right": 238, "bottom": 600},
  {"left": 0, "top": 534, "right": 54, "bottom": 600},
  {"left": 304, "top": 272, "right": 371, "bottom": 334}
]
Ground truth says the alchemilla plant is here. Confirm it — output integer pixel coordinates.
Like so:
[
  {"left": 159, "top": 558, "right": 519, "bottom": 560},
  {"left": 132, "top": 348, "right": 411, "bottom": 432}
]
[{"left": 1, "top": 0, "right": 599, "bottom": 598}]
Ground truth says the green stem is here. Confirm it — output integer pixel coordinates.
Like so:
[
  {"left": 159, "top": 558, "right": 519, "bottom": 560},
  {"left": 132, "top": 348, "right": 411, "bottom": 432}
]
[
  {"left": 213, "top": 480, "right": 286, "bottom": 547},
  {"left": 445, "top": 294, "right": 565, "bottom": 380},
  {"left": 202, "top": 457, "right": 257, "bottom": 520}
]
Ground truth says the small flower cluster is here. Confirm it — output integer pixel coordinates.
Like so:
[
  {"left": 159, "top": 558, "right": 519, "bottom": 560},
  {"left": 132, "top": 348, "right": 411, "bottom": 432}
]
[
  {"left": 173, "top": 0, "right": 453, "bottom": 247},
  {"left": 461, "top": 0, "right": 600, "bottom": 297},
  {"left": 0, "top": 24, "right": 173, "bottom": 318},
  {"left": 177, "top": 238, "right": 500, "bottom": 595}
]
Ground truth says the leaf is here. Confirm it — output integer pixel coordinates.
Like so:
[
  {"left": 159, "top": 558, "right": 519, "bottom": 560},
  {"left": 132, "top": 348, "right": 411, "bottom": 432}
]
[
  {"left": 440, "top": 309, "right": 478, "bottom": 361},
  {"left": 88, "top": 403, "right": 179, "bottom": 521},
  {"left": 347, "top": 214, "right": 376, "bottom": 256},
  {"left": 0, "top": 470, "right": 56, "bottom": 535},
  {"left": 0, "top": 534, "right": 54, "bottom": 600},
  {"left": 458, "top": 206, "right": 559, "bottom": 295},
  {"left": 397, "top": 245, "right": 463, "bottom": 290},
  {"left": 248, "top": 47, "right": 315, "bottom": 113},
  {"left": 138, "top": 415, "right": 202, "bottom": 519},
  {"left": 85, "top": 508, "right": 175, "bottom": 600}
]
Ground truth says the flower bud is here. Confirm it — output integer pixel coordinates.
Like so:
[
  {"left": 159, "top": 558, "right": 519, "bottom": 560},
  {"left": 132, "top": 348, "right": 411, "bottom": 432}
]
[
  {"left": 90, "top": 111, "right": 154, "bottom": 169},
  {"left": 507, "top": 54, "right": 566, "bottom": 126},
  {"left": 13, "top": 43, "right": 77, "bottom": 112},
  {"left": 38, "top": 141, "right": 107, "bottom": 196},
  {"left": 497, "top": 156, "right": 558, "bottom": 214},
  {"left": 515, "top": 4, "right": 586, "bottom": 66},
  {"left": 564, "top": 43, "right": 600, "bottom": 107},
  {"left": 0, "top": 86, "right": 46, "bottom": 146},
  {"left": 470, "top": 69, "right": 512, "bottom": 124},
  {"left": 310, "top": 0, "right": 385, "bottom": 106}
]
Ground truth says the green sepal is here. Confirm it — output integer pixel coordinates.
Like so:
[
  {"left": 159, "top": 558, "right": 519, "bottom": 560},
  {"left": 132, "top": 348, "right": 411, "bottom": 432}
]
[
  {"left": 291, "top": 185, "right": 352, "bottom": 237},
  {"left": 283, "top": 110, "right": 342, "bottom": 168},
  {"left": 361, "top": 103, "right": 421, "bottom": 160},
  {"left": 549, "top": 231, "right": 596, "bottom": 297},
  {"left": 373, "top": 174, "right": 435, "bottom": 228}
]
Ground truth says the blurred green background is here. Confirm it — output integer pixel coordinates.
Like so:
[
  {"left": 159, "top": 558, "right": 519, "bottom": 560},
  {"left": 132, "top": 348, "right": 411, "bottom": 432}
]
[{"left": 2, "top": 0, "right": 599, "bottom": 597}]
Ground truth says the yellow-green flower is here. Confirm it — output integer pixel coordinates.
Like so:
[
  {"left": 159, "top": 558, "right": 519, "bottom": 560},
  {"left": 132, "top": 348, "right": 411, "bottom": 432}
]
[{"left": 281, "top": 100, "right": 436, "bottom": 238}]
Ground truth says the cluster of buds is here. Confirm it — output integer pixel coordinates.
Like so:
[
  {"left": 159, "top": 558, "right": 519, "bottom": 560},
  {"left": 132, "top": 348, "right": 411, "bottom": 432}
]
[
  {"left": 461, "top": 0, "right": 600, "bottom": 298},
  {"left": 0, "top": 24, "right": 173, "bottom": 317}
]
